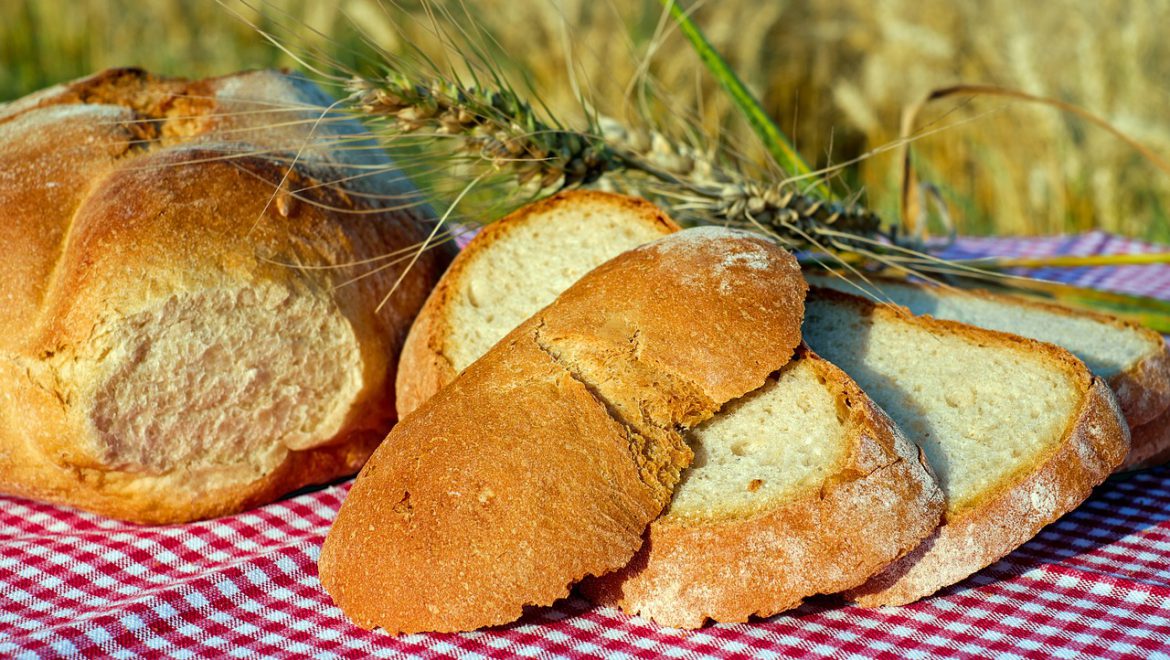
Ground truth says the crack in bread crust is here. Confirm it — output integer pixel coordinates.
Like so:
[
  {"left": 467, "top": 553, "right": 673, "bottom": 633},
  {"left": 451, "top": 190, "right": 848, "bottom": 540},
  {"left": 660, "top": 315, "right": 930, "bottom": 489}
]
[
  {"left": 532, "top": 325, "right": 704, "bottom": 504},
  {"left": 395, "top": 190, "right": 683, "bottom": 418}
]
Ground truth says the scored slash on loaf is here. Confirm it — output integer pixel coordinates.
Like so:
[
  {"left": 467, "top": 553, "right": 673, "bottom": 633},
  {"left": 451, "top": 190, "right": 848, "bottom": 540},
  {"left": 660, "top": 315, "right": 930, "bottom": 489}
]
[
  {"left": 395, "top": 191, "right": 681, "bottom": 418},
  {"left": 318, "top": 223, "right": 810, "bottom": 634}
]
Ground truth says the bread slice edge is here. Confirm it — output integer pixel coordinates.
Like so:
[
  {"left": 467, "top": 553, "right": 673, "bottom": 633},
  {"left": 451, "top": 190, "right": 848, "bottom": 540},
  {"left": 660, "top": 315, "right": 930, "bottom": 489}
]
[
  {"left": 395, "top": 190, "right": 679, "bottom": 417},
  {"left": 824, "top": 311, "right": 1132, "bottom": 605},
  {"left": 581, "top": 348, "right": 945, "bottom": 627},
  {"left": 807, "top": 274, "right": 1170, "bottom": 430}
]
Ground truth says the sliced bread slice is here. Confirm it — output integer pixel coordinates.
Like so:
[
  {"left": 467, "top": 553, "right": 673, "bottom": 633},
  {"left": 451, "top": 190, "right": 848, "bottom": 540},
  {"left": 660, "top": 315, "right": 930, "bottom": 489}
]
[
  {"left": 803, "top": 288, "right": 1130, "bottom": 605},
  {"left": 807, "top": 275, "right": 1170, "bottom": 443},
  {"left": 395, "top": 190, "right": 679, "bottom": 416},
  {"left": 580, "top": 346, "right": 943, "bottom": 627},
  {"left": 395, "top": 195, "right": 943, "bottom": 627}
]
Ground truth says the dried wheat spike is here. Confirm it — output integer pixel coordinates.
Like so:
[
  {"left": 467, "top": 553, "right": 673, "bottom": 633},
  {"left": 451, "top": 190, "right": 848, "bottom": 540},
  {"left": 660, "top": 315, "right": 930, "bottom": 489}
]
[{"left": 349, "top": 74, "right": 889, "bottom": 252}]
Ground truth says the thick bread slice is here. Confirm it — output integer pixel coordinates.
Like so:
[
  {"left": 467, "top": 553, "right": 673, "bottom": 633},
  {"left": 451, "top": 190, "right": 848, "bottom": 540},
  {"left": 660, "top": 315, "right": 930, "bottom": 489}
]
[
  {"left": 808, "top": 275, "right": 1170, "bottom": 436},
  {"left": 396, "top": 190, "right": 679, "bottom": 416},
  {"left": 319, "top": 227, "right": 807, "bottom": 634},
  {"left": 803, "top": 288, "right": 1130, "bottom": 605},
  {"left": 581, "top": 346, "right": 944, "bottom": 628}
]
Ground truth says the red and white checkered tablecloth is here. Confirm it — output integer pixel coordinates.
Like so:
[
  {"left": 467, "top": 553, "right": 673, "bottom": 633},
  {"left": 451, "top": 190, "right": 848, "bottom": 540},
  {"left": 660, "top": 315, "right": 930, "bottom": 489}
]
[{"left": 3, "top": 232, "right": 1170, "bottom": 659}]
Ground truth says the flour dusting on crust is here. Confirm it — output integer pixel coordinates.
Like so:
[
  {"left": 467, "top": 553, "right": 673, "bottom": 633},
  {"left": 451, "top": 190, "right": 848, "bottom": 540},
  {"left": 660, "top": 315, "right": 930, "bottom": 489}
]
[{"left": 642, "top": 227, "right": 793, "bottom": 292}]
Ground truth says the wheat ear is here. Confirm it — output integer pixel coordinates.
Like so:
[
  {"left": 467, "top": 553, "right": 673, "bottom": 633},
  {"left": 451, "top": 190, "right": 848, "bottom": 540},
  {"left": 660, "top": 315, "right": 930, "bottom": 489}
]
[{"left": 347, "top": 74, "right": 886, "bottom": 253}]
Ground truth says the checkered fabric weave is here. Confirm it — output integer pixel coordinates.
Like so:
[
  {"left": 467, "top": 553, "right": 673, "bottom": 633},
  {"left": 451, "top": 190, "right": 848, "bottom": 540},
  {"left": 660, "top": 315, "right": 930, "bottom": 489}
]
[{"left": 3, "top": 232, "right": 1169, "bottom": 659}]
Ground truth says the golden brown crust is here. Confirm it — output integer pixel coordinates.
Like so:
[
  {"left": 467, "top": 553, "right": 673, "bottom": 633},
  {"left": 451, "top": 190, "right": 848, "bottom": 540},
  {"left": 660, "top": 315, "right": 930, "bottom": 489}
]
[
  {"left": 320, "top": 227, "right": 806, "bottom": 635},
  {"left": 0, "top": 69, "right": 453, "bottom": 523},
  {"left": 323, "top": 337, "right": 661, "bottom": 633},
  {"left": 1110, "top": 343, "right": 1170, "bottom": 429},
  {"left": 394, "top": 190, "right": 680, "bottom": 417},
  {"left": 580, "top": 349, "right": 944, "bottom": 628},
  {"left": 394, "top": 294, "right": 459, "bottom": 419},
  {"left": 0, "top": 98, "right": 133, "bottom": 347},
  {"left": 534, "top": 227, "right": 806, "bottom": 406},
  {"left": 0, "top": 68, "right": 185, "bottom": 124},
  {"left": 1123, "top": 405, "right": 1170, "bottom": 471}
]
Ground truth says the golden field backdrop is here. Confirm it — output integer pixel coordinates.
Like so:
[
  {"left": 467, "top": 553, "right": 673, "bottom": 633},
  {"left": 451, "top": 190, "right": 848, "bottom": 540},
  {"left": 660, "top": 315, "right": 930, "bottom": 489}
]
[{"left": 2, "top": 0, "right": 1167, "bottom": 241}]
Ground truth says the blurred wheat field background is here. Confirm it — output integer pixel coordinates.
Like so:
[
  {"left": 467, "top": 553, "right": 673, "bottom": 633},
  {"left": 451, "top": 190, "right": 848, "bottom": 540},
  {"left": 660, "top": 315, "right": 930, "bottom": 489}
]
[{"left": 2, "top": 0, "right": 1167, "bottom": 241}]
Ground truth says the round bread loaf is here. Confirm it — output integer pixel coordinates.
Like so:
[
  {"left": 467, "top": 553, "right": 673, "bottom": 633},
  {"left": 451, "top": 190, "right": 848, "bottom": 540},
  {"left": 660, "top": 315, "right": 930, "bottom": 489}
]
[{"left": 0, "top": 69, "right": 453, "bottom": 524}]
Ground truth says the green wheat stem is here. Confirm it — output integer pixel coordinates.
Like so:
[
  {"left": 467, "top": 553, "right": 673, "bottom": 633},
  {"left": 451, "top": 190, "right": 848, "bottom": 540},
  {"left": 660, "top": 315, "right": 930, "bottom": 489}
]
[
  {"left": 659, "top": 0, "right": 828, "bottom": 199},
  {"left": 946, "top": 253, "right": 1170, "bottom": 269},
  {"left": 801, "top": 256, "right": 1170, "bottom": 331}
]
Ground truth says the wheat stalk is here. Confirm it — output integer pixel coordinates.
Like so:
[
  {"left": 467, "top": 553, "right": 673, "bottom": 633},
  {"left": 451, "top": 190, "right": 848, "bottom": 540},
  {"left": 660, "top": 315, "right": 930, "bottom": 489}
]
[{"left": 347, "top": 72, "right": 887, "bottom": 254}]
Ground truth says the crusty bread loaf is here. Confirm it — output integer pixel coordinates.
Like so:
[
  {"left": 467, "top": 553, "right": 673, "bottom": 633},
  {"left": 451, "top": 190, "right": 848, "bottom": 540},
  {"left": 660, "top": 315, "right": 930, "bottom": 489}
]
[
  {"left": 0, "top": 69, "right": 452, "bottom": 524},
  {"left": 319, "top": 227, "right": 808, "bottom": 634},
  {"left": 802, "top": 288, "right": 1130, "bottom": 605},
  {"left": 582, "top": 346, "right": 943, "bottom": 627},
  {"left": 808, "top": 275, "right": 1170, "bottom": 441},
  {"left": 397, "top": 198, "right": 942, "bottom": 626},
  {"left": 396, "top": 190, "right": 680, "bottom": 416}
]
